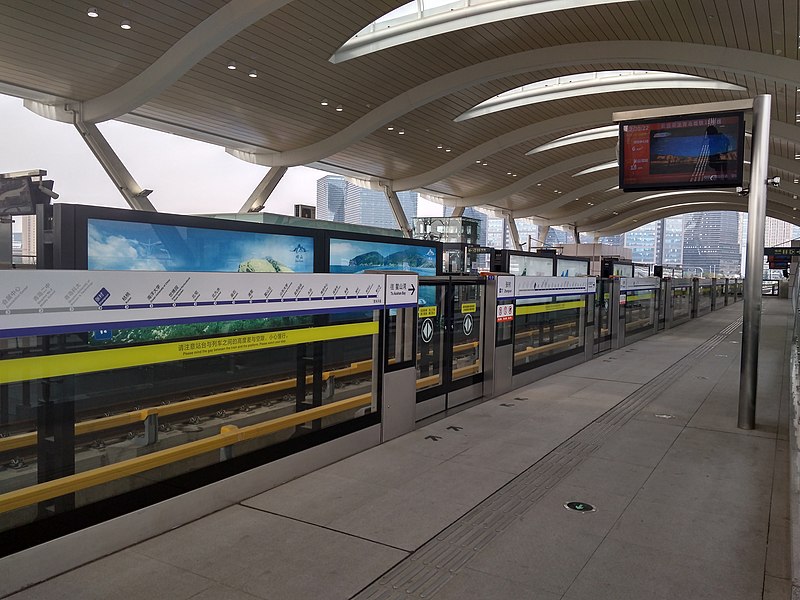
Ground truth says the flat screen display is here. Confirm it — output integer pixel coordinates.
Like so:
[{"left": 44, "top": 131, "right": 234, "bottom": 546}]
[
  {"left": 557, "top": 258, "right": 589, "bottom": 277},
  {"left": 619, "top": 111, "right": 745, "bottom": 191},
  {"left": 88, "top": 218, "right": 314, "bottom": 273},
  {"left": 508, "top": 255, "right": 553, "bottom": 277},
  {"left": 328, "top": 238, "right": 438, "bottom": 276}
]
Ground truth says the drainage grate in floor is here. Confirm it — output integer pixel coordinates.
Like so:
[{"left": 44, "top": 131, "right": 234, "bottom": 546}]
[{"left": 352, "top": 316, "right": 743, "bottom": 600}]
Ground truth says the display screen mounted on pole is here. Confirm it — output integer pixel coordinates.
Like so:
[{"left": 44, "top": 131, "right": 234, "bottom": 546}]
[{"left": 619, "top": 111, "right": 745, "bottom": 192}]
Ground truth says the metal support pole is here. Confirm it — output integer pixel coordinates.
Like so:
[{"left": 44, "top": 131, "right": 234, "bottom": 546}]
[
  {"left": 571, "top": 224, "right": 580, "bottom": 244},
  {"left": 505, "top": 214, "right": 522, "bottom": 250},
  {"left": 738, "top": 94, "right": 771, "bottom": 430},
  {"left": 382, "top": 186, "right": 412, "bottom": 237},
  {"left": 72, "top": 119, "right": 156, "bottom": 212},
  {"left": 238, "top": 166, "right": 288, "bottom": 213},
  {"left": 450, "top": 206, "right": 465, "bottom": 218}
]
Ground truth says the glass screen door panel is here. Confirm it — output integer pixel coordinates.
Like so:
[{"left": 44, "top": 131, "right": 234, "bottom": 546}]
[
  {"left": 416, "top": 283, "right": 446, "bottom": 393},
  {"left": 450, "top": 282, "right": 484, "bottom": 382}
]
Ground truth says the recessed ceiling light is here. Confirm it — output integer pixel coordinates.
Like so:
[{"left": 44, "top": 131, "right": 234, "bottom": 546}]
[
  {"left": 475, "top": 160, "right": 481, "bottom": 164},
  {"left": 445, "top": 147, "right": 451, "bottom": 152},
  {"left": 512, "top": 174, "right": 518, "bottom": 177},
  {"left": 120, "top": 19, "right": 132, "bottom": 30},
  {"left": 387, "top": 125, "right": 395, "bottom": 131},
  {"left": 87, "top": 7, "right": 99, "bottom": 17},
  {"left": 398, "top": 128, "right": 405, "bottom": 134},
  {"left": 482, "top": 162, "right": 488, "bottom": 166},
  {"left": 248, "top": 69, "right": 258, "bottom": 78},
  {"left": 227, "top": 61, "right": 237, "bottom": 70},
  {"left": 436, "top": 143, "right": 443, "bottom": 149},
  {"left": 336, "top": 105, "right": 343, "bottom": 112},
  {"left": 587, "top": 202, "right": 594, "bottom": 205},
  {"left": 536, "top": 183, "right": 542, "bottom": 187},
  {"left": 554, "top": 189, "right": 559, "bottom": 193},
  {"left": 506, "top": 172, "right": 512, "bottom": 175},
  {"left": 320, "top": 99, "right": 329, "bottom": 106},
  {"left": 613, "top": 211, "right": 619, "bottom": 215}
]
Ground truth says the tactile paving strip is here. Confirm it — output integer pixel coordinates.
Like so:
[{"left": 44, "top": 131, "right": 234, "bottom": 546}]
[{"left": 352, "top": 317, "right": 743, "bottom": 599}]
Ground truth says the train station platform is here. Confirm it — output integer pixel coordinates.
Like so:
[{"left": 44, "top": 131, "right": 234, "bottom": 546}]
[{"left": 4, "top": 298, "right": 792, "bottom": 600}]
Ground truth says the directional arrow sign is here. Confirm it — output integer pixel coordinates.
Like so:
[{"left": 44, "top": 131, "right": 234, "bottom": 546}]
[
  {"left": 409, "top": 283, "right": 416, "bottom": 294},
  {"left": 425, "top": 435, "right": 442, "bottom": 442},
  {"left": 499, "top": 403, "right": 514, "bottom": 407},
  {"left": 446, "top": 426, "right": 463, "bottom": 431}
]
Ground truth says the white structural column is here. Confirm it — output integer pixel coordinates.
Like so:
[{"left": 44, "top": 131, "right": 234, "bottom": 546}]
[
  {"left": 505, "top": 214, "right": 522, "bottom": 250},
  {"left": 537, "top": 226, "right": 551, "bottom": 247},
  {"left": 74, "top": 120, "right": 156, "bottom": 211},
  {"left": 739, "top": 94, "right": 772, "bottom": 430},
  {"left": 238, "top": 167, "right": 288, "bottom": 213},
  {"left": 450, "top": 206, "right": 465, "bottom": 217},
  {"left": 383, "top": 186, "right": 413, "bottom": 238}
]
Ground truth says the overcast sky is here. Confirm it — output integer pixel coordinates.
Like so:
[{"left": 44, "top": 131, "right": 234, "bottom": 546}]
[{"left": 0, "top": 93, "right": 443, "bottom": 226}]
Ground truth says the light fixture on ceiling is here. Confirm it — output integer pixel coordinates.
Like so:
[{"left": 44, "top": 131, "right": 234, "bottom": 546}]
[
  {"left": 587, "top": 202, "right": 594, "bottom": 205},
  {"left": 336, "top": 105, "right": 343, "bottom": 112},
  {"left": 436, "top": 143, "right": 443, "bottom": 149},
  {"left": 536, "top": 183, "right": 542, "bottom": 187},
  {"left": 248, "top": 69, "right": 258, "bottom": 78},
  {"left": 506, "top": 172, "right": 512, "bottom": 175},
  {"left": 613, "top": 211, "right": 619, "bottom": 215},
  {"left": 387, "top": 125, "right": 395, "bottom": 131},
  {"left": 554, "top": 189, "right": 559, "bottom": 193},
  {"left": 512, "top": 174, "right": 518, "bottom": 177},
  {"left": 445, "top": 147, "right": 452, "bottom": 152},
  {"left": 320, "top": 98, "right": 329, "bottom": 106},
  {"left": 397, "top": 128, "right": 405, "bottom": 134},
  {"left": 120, "top": 19, "right": 132, "bottom": 29},
  {"left": 87, "top": 7, "right": 99, "bottom": 17},
  {"left": 475, "top": 160, "right": 481, "bottom": 164},
  {"left": 227, "top": 61, "right": 237, "bottom": 70},
  {"left": 481, "top": 162, "right": 488, "bottom": 166}
]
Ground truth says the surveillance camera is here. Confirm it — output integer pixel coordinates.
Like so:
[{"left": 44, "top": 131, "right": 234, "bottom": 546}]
[
  {"left": 37, "top": 185, "right": 59, "bottom": 200},
  {"left": 768, "top": 176, "right": 781, "bottom": 188}
]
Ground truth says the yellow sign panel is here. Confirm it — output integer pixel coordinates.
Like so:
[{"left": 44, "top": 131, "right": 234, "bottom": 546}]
[
  {"left": 418, "top": 306, "right": 437, "bottom": 318},
  {"left": 461, "top": 303, "right": 477, "bottom": 314},
  {"left": 516, "top": 300, "right": 585, "bottom": 316},
  {"left": 0, "top": 321, "right": 379, "bottom": 385}
]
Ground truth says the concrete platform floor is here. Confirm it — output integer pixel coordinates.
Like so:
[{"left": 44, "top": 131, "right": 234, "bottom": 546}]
[{"left": 6, "top": 299, "right": 792, "bottom": 600}]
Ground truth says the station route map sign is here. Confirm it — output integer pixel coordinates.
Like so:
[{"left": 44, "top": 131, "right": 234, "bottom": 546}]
[
  {"left": 0, "top": 270, "right": 387, "bottom": 339},
  {"left": 515, "top": 276, "right": 597, "bottom": 299}
]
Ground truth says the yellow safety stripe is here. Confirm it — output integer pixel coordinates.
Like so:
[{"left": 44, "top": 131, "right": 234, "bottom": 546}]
[
  {"left": 0, "top": 322, "right": 379, "bottom": 385},
  {"left": 515, "top": 300, "right": 585, "bottom": 316}
]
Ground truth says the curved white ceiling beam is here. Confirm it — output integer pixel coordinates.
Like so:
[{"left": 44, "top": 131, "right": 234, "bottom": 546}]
[
  {"left": 526, "top": 125, "right": 617, "bottom": 155},
  {"left": 394, "top": 108, "right": 616, "bottom": 190},
  {"left": 514, "top": 176, "right": 620, "bottom": 219},
  {"left": 456, "top": 72, "right": 745, "bottom": 122},
  {"left": 395, "top": 114, "right": 800, "bottom": 197},
  {"left": 585, "top": 195, "right": 797, "bottom": 235},
  {"left": 573, "top": 161, "right": 618, "bottom": 177},
  {"left": 549, "top": 183, "right": 797, "bottom": 227},
  {"left": 77, "top": 0, "right": 293, "bottom": 123},
  {"left": 330, "top": 0, "right": 639, "bottom": 64},
  {"left": 235, "top": 41, "right": 800, "bottom": 168},
  {"left": 430, "top": 148, "right": 616, "bottom": 208}
]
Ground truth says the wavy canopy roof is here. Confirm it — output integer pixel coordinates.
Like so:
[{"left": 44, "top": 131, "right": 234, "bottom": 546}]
[{"left": 1, "top": 0, "right": 798, "bottom": 235}]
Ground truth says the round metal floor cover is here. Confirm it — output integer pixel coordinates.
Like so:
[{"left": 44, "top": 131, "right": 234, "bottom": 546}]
[{"left": 564, "top": 501, "right": 595, "bottom": 513}]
